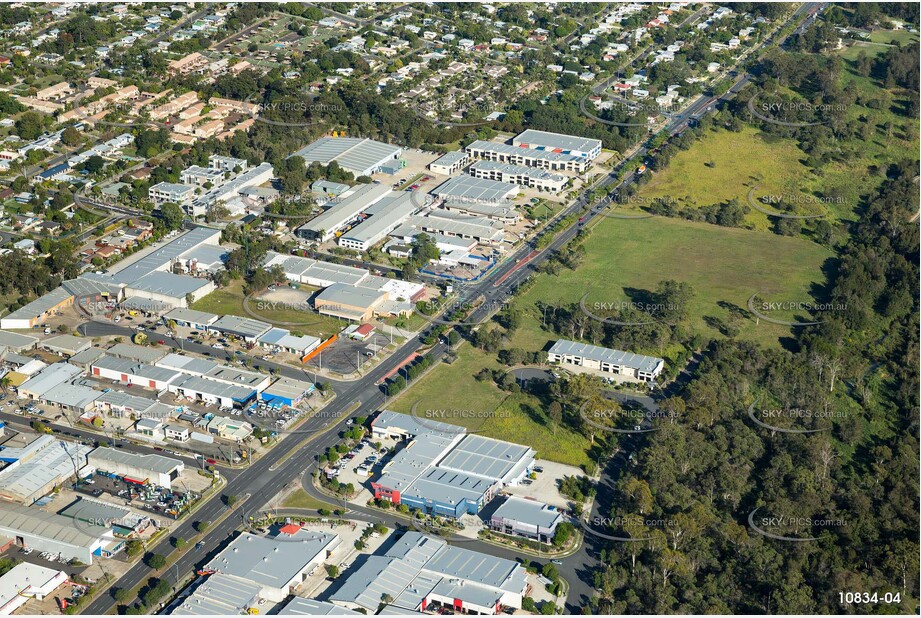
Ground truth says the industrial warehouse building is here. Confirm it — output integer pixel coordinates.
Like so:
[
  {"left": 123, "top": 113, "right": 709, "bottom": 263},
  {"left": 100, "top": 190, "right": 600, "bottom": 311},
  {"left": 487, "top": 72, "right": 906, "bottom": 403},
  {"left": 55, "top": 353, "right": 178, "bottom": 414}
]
[
  {"left": 295, "top": 182, "right": 392, "bottom": 242},
  {"left": 162, "top": 307, "right": 219, "bottom": 331},
  {"left": 0, "top": 502, "right": 117, "bottom": 564},
  {"left": 391, "top": 214, "right": 506, "bottom": 246},
  {"left": 370, "top": 411, "right": 535, "bottom": 519},
  {"left": 469, "top": 160, "right": 568, "bottom": 192},
  {"left": 465, "top": 140, "right": 591, "bottom": 173},
  {"left": 489, "top": 496, "right": 563, "bottom": 544},
  {"left": 547, "top": 339, "right": 665, "bottom": 383},
  {"left": 314, "top": 283, "right": 390, "bottom": 322},
  {"left": 88, "top": 447, "right": 184, "bottom": 488},
  {"left": 205, "top": 530, "right": 340, "bottom": 602},
  {"left": 330, "top": 531, "right": 527, "bottom": 615},
  {"left": 209, "top": 315, "right": 272, "bottom": 342},
  {"left": 1, "top": 227, "right": 223, "bottom": 329},
  {"left": 0, "top": 330, "right": 38, "bottom": 353},
  {"left": 278, "top": 597, "right": 360, "bottom": 615},
  {"left": 262, "top": 251, "right": 424, "bottom": 320},
  {"left": 256, "top": 328, "right": 321, "bottom": 358},
  {"left": 291, "top": 137, "right": 403, "bottom": 177},
  {"left": 39, "top": 335, "right": 91, "bottom": 357},
  {"left": 338, "top": 191, "right": 417, "bottom": 252},
  {"left": 431, "top": 174, "right": 518, "bottom": 203},
  {"left": 95, "top": 389, "right": 174, "bottom": 420},
  {"left": 259, "top": 376, "right": 315, "bottom": 408},
  {"left": 168, "top": 572, "right": 263, "bottom": 615},
  {"left": 428, "top": 151, "right": 468, "bottom": 176},
  {"left": 0, "top": 434, "right": 93, "bottom": 504},
  {"left": 0, "top": 562, "right": 68, "bottom": 614},
  {"left": 512, "top": 129, "right": 603, "bottom": 159}
]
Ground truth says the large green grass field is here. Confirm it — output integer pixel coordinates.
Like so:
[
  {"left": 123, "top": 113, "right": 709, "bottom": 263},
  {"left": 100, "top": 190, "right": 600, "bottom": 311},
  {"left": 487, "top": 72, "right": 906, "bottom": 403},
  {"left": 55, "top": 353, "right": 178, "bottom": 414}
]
[
  {"left": 504, "top": 216, "right": 834, "bottom": 354},
  {"left": 635, "top": 126, "right": 844, "bottom": 229}
]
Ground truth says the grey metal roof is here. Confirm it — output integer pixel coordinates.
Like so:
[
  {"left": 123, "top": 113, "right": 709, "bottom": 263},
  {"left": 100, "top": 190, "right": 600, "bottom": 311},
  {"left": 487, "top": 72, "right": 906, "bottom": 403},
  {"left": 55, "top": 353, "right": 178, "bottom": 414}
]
[
  {"left": 291, "top": 137, "right": 402, "bottom": 175},
  {"left": 61, "top": 276, "right": 121, "bottom": 298},
  {"left": 178, "top": 243, "right": 227, "bottom": 269},
  {"left": 316, "top": 283, "right": 385, "bottom": 310},
  {"left": 0, "top": 436, "right": 93, "bottom": 502},
  {"left": 437, "top": 434, "right": 534, "bottom": 482},
  {"left": 332, "top": 531, "right": 527, "bottom": 612},
  {"left": 373, "top": 410, "right": 463, "bottom": 437},
  {"left": 1, "top": 286, "right": 73, "bottom": 324},
  {"left": 0, "top": 502, "right": 111, "bottom": 548},
  {"left": 492, "top": 496, "right": 562, "bottom": 529},
  {"left": 206, "top": 531, "right": 336, "bottom": 589},
  {"left": 431, "top": 174, "right": 518, "bottom": 202},
  {"left": 263, "top": 376, "right": 314, "bottom": 400},
  {"left": 68, "top": 347, "right": 107, "bottom": 366},
  {"left": 42, "top": 382, "right": 102, "bottom": 409},
  {"left": 548, "top": 339, "right": 664, "bottom": 373},
  {"left": 278, "top": 597, "right": 360, "bottom": 615},
  {"left": 430, "top": 151, "right": 467, "bottom": 168},
  {"left": 330, "top": 556, "right": 422, "bottom": 612},
  {"left": 470, "top": 159, "right": 567, "bottom": 182},
  {"left": 107, "top": 342, "right": 168, "bottom": 364},
  {"left": 41, "top": 334, "right": 91, "bottom": 355},
  {"left": 340, "top": 192, "right": 418, "bottom": 245},
  {"left": 93, "top": 355, "right": 183, "bottom": 384},
  {"left": 163, "top": 307, "right": 218, "bottom": 325},
  {"left": 108, "top": 226, "right": 221, "bottom": 285},
  {"left": 95, "top": 389, "right": 160, "bottom": 412},
  {"left": 211, "top": 315, "right": 272, "bottom": 339},
  {"left": 59, "top": 497, "right": 131, "bottom": 526},
  {"left": 121, "top": 297, "right": 175, "bottom": 312},
  {"left": 513, "top": 129, "right": 602, "bottom": 154},
  {"left": 0, "top": 330, "right": 38, "bottom": 350},
  {"left": 264, "top": 252, "right": 370, "bottom": 287},
  {"left": 156, "top": 352, "right": 217, "bottom": 376},
  {"left": 425, "top": 542, "right": 524, "bottom": 591},
  {"left": 126, "top": 271, "right": 211, "bottom": 300},
  {"left": 297, "top": 182, "right": 391, "bottom": 236},
  {"left": 170, "top": 573, "right": 262, "bottom": 615},
  {"left": 404, "top": 215, "right": 505, "bottom": 243},
  {"left": 18, "top": 363, "right": 83, "bottom": 397},
  {"left": 175, "top": 375, "right": 255, "bottom": 401},
  {"left": 466, "top": 139, "right": 586, "bottom": 164},
  {"left": 402, "top": 467, "right": 493, "bottom": 506},
  {"left": 88, "top": 447, "right": 183, "bottom": 475}
]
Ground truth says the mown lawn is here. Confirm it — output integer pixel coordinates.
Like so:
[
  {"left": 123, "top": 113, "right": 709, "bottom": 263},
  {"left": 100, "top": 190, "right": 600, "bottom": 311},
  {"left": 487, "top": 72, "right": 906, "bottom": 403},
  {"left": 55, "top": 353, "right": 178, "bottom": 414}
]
[
  {"left": 504, "top": 216, "right": 835, "bottom": 352},
  {"left": 281, "top": 489, "right": 336, "bottom": 511},
  {"left": 388, "top": 346, "right": 593, "bottom": 469}
]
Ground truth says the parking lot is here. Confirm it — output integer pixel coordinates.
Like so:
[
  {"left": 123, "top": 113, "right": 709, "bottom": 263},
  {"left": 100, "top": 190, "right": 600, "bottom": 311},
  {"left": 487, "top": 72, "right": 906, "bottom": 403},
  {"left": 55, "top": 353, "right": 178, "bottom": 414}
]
[
  {"left": 502, "top": 459, "right": 582, "bottom": 510},
  {"left": 74, "top": 472, "right": 200, "bottom": 521},
  {"left": 305, "top": 331, "right": 395, "bottom": 375},
  {"left": 325, "top": 435, "right": 398, "bottom": 505}
]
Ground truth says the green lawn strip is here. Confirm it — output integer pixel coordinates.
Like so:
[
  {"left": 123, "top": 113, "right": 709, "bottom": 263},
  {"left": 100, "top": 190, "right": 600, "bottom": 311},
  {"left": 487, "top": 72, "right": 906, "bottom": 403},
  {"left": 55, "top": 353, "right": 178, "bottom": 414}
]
[{"left": 282, "top": 488, "right": 337, "bottom": 511}]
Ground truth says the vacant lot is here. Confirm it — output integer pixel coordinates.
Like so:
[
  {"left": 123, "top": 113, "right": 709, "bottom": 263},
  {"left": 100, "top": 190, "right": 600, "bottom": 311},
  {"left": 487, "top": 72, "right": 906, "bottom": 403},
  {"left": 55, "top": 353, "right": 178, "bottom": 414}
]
[
  {"left": 505, "top": 216, "right": 834, "bottom": 351},
  {"left": 636, "top": 127, "right": 830, "bottom": 229}
]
